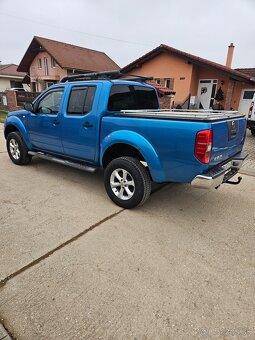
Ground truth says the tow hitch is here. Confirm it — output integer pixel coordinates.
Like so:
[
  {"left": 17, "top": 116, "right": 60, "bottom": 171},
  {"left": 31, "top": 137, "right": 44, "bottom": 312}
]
[{"left": 226, "top": 176, "right": 242, "bottom": 185}]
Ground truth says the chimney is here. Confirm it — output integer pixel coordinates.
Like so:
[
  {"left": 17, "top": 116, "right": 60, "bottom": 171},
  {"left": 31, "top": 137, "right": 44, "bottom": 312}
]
[{"left": 226, "top": 43, "right": 235, "bottom": 68}]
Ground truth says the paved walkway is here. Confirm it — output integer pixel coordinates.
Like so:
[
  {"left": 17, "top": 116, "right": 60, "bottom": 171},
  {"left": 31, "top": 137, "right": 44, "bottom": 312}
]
[{"left": 241, "top": 132, "right": 255, "bottom": 176}]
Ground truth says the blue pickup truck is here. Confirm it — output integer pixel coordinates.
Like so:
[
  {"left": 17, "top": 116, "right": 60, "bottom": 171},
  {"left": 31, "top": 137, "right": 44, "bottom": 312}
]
[{"left": 4, "top": 71, "right": 247, "bottom": 208}]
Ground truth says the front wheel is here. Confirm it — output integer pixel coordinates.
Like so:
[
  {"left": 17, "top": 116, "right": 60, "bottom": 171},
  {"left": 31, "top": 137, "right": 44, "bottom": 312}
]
[
  {"left": 6, "top": 132, "right": 32, "bottom": 165},
  {"left": 104, "top": 157, "right": 151, "bottom": 209}
]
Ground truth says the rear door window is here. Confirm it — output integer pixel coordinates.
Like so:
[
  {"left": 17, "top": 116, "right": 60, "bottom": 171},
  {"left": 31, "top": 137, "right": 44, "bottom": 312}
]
[
  {"left": 67, "top": 86, "right": 96, "bottom": 115},
  {"left": 108, "top": 85, "right": 158, "bottom": 111}
]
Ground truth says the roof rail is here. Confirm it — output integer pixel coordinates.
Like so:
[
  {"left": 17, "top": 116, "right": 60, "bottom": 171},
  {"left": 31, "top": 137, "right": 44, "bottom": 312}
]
[
  {"left": 60, "top": 71, "right": 154, "bottom": 83},
  {"left": 61, "top": 70, "right": 121, "bottom": 82}
]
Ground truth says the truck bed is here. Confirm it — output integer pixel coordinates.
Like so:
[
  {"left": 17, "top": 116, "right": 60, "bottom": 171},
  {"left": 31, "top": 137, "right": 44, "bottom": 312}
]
[{"left": 114, "top": 109, "right": 243, "bottom": 122}]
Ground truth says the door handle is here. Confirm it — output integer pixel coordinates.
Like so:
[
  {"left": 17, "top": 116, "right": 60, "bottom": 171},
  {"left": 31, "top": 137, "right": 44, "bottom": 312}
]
[
  {"left": 83, "top": 122, "right": 93, "bottom": 128},
  {"left": 52, "top": 119, "right": 60, "bottom": 125}
]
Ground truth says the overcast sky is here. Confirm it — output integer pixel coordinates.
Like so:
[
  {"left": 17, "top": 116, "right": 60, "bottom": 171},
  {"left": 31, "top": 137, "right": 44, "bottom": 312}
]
[{"left": 0, "top": 0, "right": 254, "bottom": 69}]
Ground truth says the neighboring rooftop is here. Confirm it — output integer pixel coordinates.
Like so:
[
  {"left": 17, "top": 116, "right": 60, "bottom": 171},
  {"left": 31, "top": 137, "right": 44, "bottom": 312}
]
[
  {"left": 17, "top": 36, "right": 120, "bottom": 72},
  {"left": 0, "top": 64, "right": 26, "bottom": 77},
  {"left": 235, "top": 68, "right": 255, "bottom": 78},
  {"left": 122, "top": 44, "right": 255, "bottom": 84}
]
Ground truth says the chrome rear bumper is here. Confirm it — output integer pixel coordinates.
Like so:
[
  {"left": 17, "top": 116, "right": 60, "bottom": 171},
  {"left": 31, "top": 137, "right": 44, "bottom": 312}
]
[{"left": 191, "top": 152, "right": 248, "bottom": 189}]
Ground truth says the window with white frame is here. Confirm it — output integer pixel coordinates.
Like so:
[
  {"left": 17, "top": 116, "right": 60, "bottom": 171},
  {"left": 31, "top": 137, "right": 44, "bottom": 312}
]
[
  {"left": 51, "top": 57, "right": 57, "bottom": 68},
  {"left": 38, "top": 58, "right": 42, "bottom": 69},
  {"left": 165, "top": 78, "right": 174, "bottom": 89}
]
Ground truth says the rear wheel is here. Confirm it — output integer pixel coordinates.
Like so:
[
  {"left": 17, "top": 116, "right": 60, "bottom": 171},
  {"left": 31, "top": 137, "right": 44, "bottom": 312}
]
[
  {"left": 104, "top": 157, "right": 151, "bottom": 208},
  {"left": 6, "top": 132, "right": 32, "bottom": 165}
]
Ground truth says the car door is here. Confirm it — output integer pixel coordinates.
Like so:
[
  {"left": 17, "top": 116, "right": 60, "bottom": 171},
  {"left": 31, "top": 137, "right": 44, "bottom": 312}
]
[
  {"left": 27, "top": 87, "right": 65, "bottom": 154},
  {"left": 61, "top": 84, "right": 100, "bottom": 162}
]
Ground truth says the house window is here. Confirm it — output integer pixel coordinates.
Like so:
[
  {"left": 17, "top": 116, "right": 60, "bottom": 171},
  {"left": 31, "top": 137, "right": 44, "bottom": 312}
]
[
  {"left": 165, "top": 78, "right": 174, "bottom": 89},
  {"left": 38, "top": 58, "right": 42, "bottom": 69},
  {"left": 243, "top": 91, "right": 255, "bottom": 100},
  {"left": 46, "top": 82, "right": 54, "bottom": 88},
  {"left": 155, "top": 79, "right": 161, "bottom": 85},
  {"left": 10, "top": 80, "right": 23, "bottom": 88},
  {"left": 51, "top": 57, "right": 57, "bottom": 68},
  {"left": 44, "top": 57, "right": 49, "bottom": 76}
]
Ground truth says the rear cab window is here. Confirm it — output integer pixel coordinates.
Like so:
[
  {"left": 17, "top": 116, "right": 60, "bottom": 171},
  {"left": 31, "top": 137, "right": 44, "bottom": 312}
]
[{"left": 108, "top": 84, "right": 159, "bottom": 111}]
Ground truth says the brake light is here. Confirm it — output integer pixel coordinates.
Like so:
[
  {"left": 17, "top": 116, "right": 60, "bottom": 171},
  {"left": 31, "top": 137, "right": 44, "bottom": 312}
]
[{"left": 195, "top": 129, "right": 213, "bottom": 163}]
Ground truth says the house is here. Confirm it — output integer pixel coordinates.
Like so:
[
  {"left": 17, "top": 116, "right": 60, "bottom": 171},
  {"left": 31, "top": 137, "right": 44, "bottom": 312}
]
[
  {"left": 0, "top": 64, "right": 27, "bottom": 92},
  {"left": 234, "top": 68, "right": 255, "bottom": 115},
  {"left": 17, "top": 36, "right": 120, "bottom": 92},
  {"left": 121, "top": 44, "right": 255, "bottom": 113}
]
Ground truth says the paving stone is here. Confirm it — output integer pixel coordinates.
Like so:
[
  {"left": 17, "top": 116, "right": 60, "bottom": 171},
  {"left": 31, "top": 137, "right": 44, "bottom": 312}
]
[{"left": 242, "top": 133, "right": 255, "bottom": 176}]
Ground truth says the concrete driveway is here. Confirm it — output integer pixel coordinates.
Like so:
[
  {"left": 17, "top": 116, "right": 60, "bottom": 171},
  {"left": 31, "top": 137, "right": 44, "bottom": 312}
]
[{"left": 0, "top": 123, "right": 255, "bottom": 340}]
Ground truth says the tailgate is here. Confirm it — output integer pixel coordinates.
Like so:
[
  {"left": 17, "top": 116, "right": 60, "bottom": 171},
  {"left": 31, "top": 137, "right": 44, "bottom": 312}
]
[{"left": 210, "top": 116, "right": 246, "bottom": 166}]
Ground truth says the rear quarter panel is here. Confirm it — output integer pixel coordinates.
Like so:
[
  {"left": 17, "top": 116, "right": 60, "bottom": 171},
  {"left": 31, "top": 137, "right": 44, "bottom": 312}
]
[{"left": 101, "top": 116, "right": 211, "bottom": 183}]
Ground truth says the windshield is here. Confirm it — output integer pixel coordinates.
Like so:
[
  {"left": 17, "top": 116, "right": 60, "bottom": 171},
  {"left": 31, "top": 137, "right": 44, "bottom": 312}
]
[{"left": 108, "top": 84, "right": 158, "bottom": 111}]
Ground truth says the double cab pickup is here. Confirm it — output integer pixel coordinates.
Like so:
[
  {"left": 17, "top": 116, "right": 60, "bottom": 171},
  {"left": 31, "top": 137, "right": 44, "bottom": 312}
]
[{"left": 4, "top": 71, "right": 247, "bottom": 208}]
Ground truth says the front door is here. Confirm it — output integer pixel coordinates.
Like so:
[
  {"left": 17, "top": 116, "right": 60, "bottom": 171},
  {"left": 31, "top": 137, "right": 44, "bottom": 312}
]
[
  {"left": 197, "top": 79, "right": 217, "bottom": 109},
  {"left": 238, "top": 89, "right": 255, "bottom": 116},
  {"left": 28, "top": 87, "right": 65, "bottom": 154},
  {"left": 60, "top": 84, "right": 99, "bottom": 162}
]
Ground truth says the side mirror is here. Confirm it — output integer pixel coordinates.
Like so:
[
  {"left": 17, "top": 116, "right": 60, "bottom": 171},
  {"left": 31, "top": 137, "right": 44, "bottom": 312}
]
[{"left": 23, "top": 102, "right": 34, "bottom": 112}]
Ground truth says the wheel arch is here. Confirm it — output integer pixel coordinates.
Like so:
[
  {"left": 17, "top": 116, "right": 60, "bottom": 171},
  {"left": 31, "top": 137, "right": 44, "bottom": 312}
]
[
  {"left": 4, "top": 124, "right": 20, "bottom": 139},
  {"left": 4, "top": 118, "right": 32, "bottom": 149},
  {"left": 101, "top": 130, "right": 165, "bottom": 182},
  {"left": 102, "top": 143, "right": 145, "bottom": 167}
]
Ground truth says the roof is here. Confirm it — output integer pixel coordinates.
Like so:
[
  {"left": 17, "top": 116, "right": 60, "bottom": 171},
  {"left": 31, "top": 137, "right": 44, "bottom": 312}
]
[
  {"left": 146, "top": 80, "right": 175, "bottom": 96},
  {"left": 0, "top": 64, "right": 26, "bottom": 78},
  {"left": 17, "top": 36, "right": 120, "bottom": 72},
  {"left": 122, "top": 44, "right": 255, "bottom": 84},
  {"left": 235, "top": 68, "right": 255, "bottom": 78}
]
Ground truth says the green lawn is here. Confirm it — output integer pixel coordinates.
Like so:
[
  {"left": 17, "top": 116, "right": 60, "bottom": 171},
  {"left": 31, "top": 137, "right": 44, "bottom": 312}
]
[{"left": 0, "top": 111, "right": 7, "bottom": 123}]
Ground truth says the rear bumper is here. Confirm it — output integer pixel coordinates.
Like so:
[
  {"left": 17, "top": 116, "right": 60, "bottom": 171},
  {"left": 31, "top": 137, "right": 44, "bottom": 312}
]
[{"left": 191, "top": 152, "right": 248, "bottom": 189}]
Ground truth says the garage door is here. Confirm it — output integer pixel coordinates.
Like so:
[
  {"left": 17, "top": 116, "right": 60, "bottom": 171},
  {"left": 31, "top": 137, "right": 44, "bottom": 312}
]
[{"left": 238, "top": 89, "right": 255, "bottom": 116}]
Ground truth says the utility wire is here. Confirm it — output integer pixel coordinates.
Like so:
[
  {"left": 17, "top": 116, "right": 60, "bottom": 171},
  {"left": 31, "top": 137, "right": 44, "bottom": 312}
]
[{"left": 0, "top": 11, "right": 155, "bottom": 47}]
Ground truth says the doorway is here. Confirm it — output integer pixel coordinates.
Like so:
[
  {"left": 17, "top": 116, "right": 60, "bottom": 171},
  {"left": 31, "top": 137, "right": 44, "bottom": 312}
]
[
  {"left": 238, "top": 89, "right": 255, "bottom": 116},
  {"left": 197, "top": 79, "right": 217, "bottom": 109}
]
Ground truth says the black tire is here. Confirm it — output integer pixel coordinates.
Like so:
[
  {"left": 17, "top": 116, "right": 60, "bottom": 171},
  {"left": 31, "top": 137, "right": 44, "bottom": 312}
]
[
  {"left": 104, "top": 157, "right": 151, "bottom": 209},
  {"left": 251, "top": 129, "right": 255, "bottom": 136},
  {"left": 6, "top": 132, "right": 32, "bottom": 165}
]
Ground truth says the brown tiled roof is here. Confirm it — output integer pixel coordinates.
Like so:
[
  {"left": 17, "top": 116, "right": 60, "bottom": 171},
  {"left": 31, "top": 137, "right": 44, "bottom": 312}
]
[
  {"left": 122, "top": 44, "right": 255, "bottom": 84},
  {"left": 18, "top": 36, "right": 120, "bottom": 72},
  {"left": 0, "top": 64, "right": 26, "bottom": 77},
  {"left": 235, "top": 68, "right": 255, "bottom": 78},
  {"left": 146, "top": 80, "right": 175, "bottom": 96}
]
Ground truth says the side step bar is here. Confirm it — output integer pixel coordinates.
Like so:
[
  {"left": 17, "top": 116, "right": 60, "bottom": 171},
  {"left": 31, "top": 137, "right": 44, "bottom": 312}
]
[{"left": 28, "top": 151, "right": 97, "bottom": 173}]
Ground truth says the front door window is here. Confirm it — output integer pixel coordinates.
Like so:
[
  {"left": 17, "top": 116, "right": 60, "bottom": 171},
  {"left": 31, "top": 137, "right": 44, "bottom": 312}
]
[{"left": 37, "top": 90, "right": 64, "bottom": 114}]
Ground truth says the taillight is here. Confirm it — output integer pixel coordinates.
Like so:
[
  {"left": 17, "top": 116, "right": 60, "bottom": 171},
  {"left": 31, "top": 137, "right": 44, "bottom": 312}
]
[{"left": 195, "top": 129, "right": 213, "bottom": 164}]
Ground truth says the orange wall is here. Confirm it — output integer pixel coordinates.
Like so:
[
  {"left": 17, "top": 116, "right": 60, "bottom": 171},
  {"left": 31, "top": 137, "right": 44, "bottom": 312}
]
[
  {"left": 127, "top": 51, "right": 255, "bottom": 110},
  {"left": 128, "top": 52, "right": 193, "bottom": 103}
]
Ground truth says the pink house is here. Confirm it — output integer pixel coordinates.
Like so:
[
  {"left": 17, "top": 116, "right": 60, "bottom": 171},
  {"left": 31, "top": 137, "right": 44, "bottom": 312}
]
[{"left": 18, "top": 36, "right": 119, "bottom": 92}]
